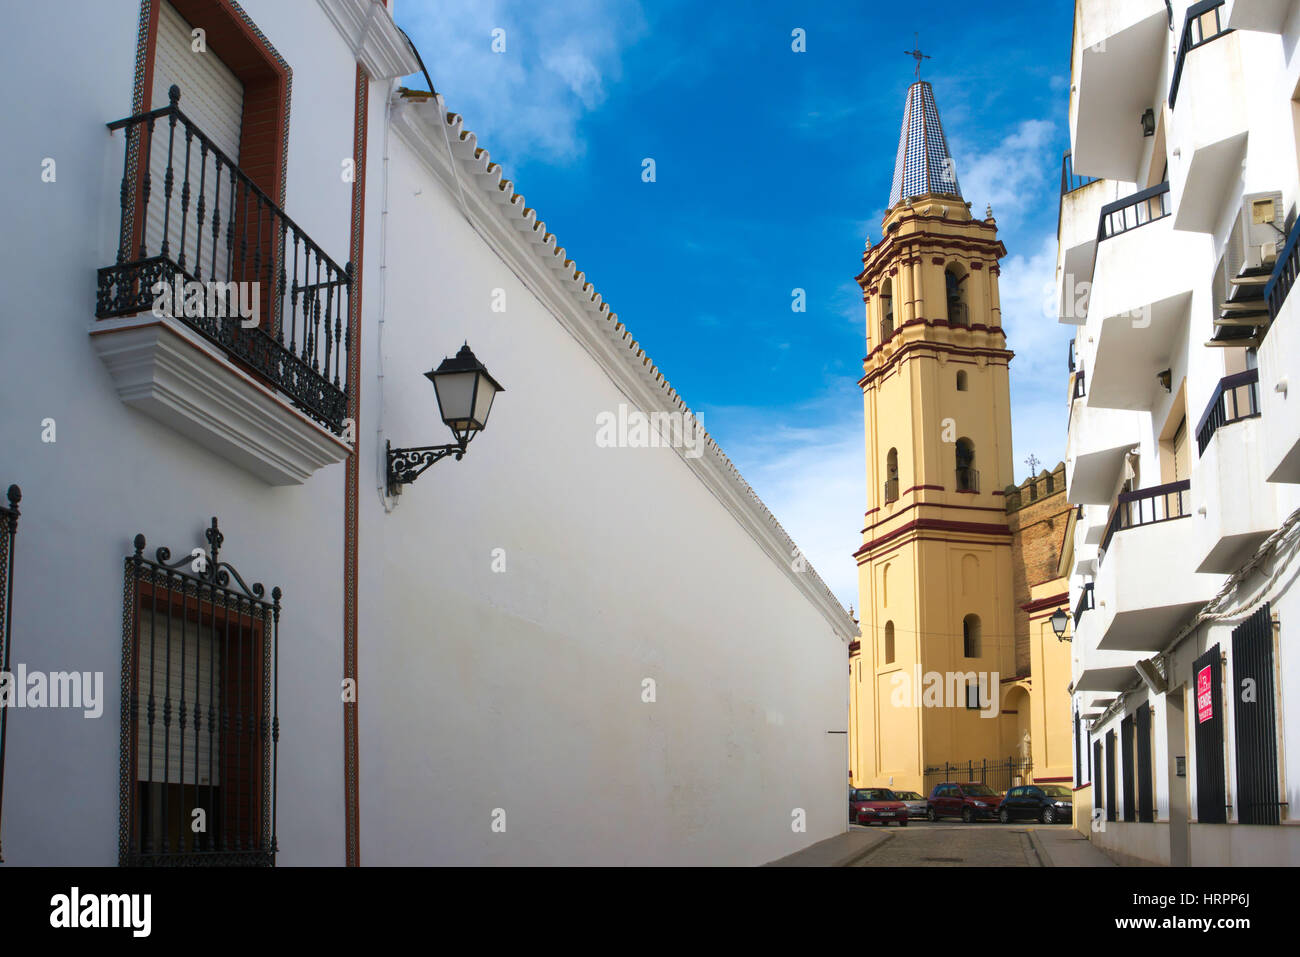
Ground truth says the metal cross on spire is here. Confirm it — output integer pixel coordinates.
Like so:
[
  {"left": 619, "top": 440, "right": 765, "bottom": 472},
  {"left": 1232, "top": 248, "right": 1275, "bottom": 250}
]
[{"left": 904, "top": 34, "right": 930, "bottom": 79}]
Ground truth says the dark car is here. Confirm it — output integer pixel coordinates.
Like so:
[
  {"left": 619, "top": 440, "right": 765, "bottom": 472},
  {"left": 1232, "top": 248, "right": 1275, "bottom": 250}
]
[
  {"left": 890, "top": 789, "right": 928, "bottom": 819},
  {"left": 997, "top": 784, "right": 1073, "bottom": 824},
  {"left": 927, "top": 781, "right": 1001, "bottom": 822},
  {"left": 850, "top": 788, "right": 910, "bottom": 826}
]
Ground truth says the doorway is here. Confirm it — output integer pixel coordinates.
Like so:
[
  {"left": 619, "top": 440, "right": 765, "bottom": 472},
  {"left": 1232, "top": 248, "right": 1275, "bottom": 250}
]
[{"left": 1166, "top": 688, "right": 1190, "bottom": 866}]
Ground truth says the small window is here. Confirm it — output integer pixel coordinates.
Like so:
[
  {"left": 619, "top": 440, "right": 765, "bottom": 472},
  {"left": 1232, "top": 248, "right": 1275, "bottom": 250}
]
[
  {"left": 956, "top": 370, "right": 968, "bottom": 391},
  {"left": 963, "top": 614, "right": 982, "bottom": 657}
]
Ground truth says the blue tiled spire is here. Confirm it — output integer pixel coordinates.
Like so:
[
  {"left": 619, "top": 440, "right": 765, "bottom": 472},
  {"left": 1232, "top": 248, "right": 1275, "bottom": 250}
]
[{"left": 888, "top": 80, "right": 962, "bottom": 208}]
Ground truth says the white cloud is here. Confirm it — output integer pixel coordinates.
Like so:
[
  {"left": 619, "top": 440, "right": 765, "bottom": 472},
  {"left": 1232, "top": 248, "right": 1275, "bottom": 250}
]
[
  {"left": 397, "top": 0, "right": 647, "bottom": 165},
  {"left": 952, "top": 119, "right": 1056, "bottom": 217}
]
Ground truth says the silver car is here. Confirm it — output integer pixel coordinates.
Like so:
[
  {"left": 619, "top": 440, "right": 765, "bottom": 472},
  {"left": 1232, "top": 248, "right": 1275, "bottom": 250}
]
[{"left": 890, "top": 789, "right": 928, "bottom": 819}]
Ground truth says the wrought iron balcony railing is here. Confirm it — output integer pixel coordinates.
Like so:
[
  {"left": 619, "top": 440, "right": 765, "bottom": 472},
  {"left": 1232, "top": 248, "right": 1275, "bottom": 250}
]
[
  {"left": 1061, "top": 150, "right": 1096, "bottom": 197},
  {"left": 98, "top": 87, "right": 351, "bottom": 434},
  {"left": 1099, "top": 479, "right": 1192, "bottom": 562},
  {"left": 1068, "top": 338, "right": 1077, "bottom": 373},
  {"left": 884, "top": 478, "right": 899, "bottom": 504},
  {"left": 1073, "top": 581, "right": 1094, "bottom": 627},
  {"left": 1265, "top": 213, "right": 1300, "bottom": 322},
  {"left": 1169, "top": 0, "right": 1232, "bottom": 108},
  {"left": 955, "top": 466, "right": 979, "bottom": 493},
  {"left": 1072, "top": 368, "right": 1087, "bottom": 405},
  {"left": 1195, "top": 368, "right": 1260, "bottom": 456},
  {"left": 0, "top": 484, "right": 21, "bottom": 864},
  {"left": 1097, "top": 183, "right": 1171, "bottom": 244}
]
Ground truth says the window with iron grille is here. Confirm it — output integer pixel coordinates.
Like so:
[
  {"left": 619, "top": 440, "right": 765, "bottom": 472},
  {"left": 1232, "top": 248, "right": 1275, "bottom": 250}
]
[
  {"left": 1121, "top": 714, "right": 1136, "bottom": 822},
  {"left": 1136, "top": 705, "right": 1154, "bottom": 823},
  {"left": 1193, "top": 645, "right": 1227, "bottom": 824},
  {"left": 120, "top": 518, "right": 280, "bottom": 866},
  {"left": 1232, "top": 605, "right": 1280, "bottom": 825},
  {"left": 0, "top": 485, "right": 21, "bottom": 863},
  {"left": 1105, "top": 730, "right": 1117, "bottom": 822},
  {"left": 1093, "top": 739, "right": 1102, "bottom": 812},
  {"left": 1073, "top": 709, "right": 1081, "bottom": 787}
]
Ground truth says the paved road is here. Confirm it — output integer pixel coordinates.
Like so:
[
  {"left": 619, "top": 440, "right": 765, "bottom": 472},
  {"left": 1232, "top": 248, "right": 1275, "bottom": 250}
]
[{"left": 848, "top": 820, "right": 1048, "bottom": 866}]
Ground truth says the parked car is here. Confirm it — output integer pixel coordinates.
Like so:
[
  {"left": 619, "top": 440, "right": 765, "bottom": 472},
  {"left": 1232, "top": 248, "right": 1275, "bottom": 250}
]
[
  {"left": 890, "top": 789, "right": 928, "bottom": 819},
  {"left": 850, "top": 788, "right": 910, "bottom": 826},
  {"left": 997, "top": 784, "right": 1073, "bottom": 824},
  {"left": 927, "top": 781, "right": 1002, "bottom": 822}
]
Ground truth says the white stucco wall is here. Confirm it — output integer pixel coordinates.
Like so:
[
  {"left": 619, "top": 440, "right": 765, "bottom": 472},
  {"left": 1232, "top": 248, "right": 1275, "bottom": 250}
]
[
  {"left": 0, "top": 0, "right": 363, "bottom": 865},
  {"left": 353, "top": 102, "right": 850, "bottom": 866}
]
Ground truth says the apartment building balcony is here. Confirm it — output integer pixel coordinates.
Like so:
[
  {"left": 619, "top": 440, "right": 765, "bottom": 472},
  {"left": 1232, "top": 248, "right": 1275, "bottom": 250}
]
[
  {"left": 1056, "top": 154, "right": 1112, "bottom": 326},
  {"left": 1072, "top": 597, "right": 1147, "bottom": 694},
  {"left": 1259, "top": 217, "right": 1300, "bottom": 482},
  {"left": 1069, "top": 0, "right": 1170, "bottom": 181},
  {"left": 92, "top": 88, "right": 352, "bottom": 484},
  {"left": 1066, "top": 393, "right": 1143, "bottom": 505},
  {"left": 1093, "top": 481, "right": 1223, "bottom": 651},
  {"left": 1192, "top": 369, "right": 1277, "bottom": 571},
  {"left": 1225, "top": 0, "right": 1296, "bottom": 33},
  {"left": 1167, "top": 9, "right": 1246, "bottom": 232},
  {"left": 1087, "top": 186, "right": 1200, "bottom": 410}
]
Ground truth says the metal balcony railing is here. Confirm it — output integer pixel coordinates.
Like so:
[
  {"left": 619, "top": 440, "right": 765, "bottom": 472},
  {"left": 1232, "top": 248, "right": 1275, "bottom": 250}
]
[
  {"left": 1068, "top": 338, "right": 1077, "bottom": 373},
  {"left": 1072, "top": 368, "right": 1087, "bottom": 405},
  {"left": 1061, "top": 150, "right": 1096, "bottom": 196},
  {"left": 955, "top": 466, "right": 979, "bottom": 493},
  {"left": 1098, "top": 183, "right": 1171, "bottom": 244},
  {"left": 0, "top": 484, "right": 21, "bottom": 864},
  {"left": 1265, "top": 214, "right": 1300, "bottom": 322},
  {"left": 97, "top": 86, "right": 351, "bottom": 434},
  {"left": 880, "top": 317, "right": 895, "bottom": 343},
  {"left": 1169, "top": 0, "right": 1232, "bottom": 108},
  {"left": 947, "top": 300, "right": 969, "bottom": 327},
  {"left": 1099, "top": 479, "right": 1192, "bottom": 562},
  {"left": 884, "top": 478, "right": 899, "bottom": 504},
  {"left": 1194, "top": 368, "right": 1260, "bottom": 455},
  {"left": 1073, "top": 582, "right": 1095, "bottom": 627}
]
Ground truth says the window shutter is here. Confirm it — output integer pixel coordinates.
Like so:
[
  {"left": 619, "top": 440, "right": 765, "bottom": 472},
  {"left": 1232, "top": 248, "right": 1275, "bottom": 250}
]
[{"left": 136, "top": 609, "right": 221, "bottom": 787}]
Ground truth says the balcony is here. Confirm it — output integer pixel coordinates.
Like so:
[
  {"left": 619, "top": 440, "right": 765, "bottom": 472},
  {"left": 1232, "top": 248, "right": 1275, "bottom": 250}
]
[
  {"left": 1066, "top": 395, "right": 1143, "bottom": 505},
  {"left": 1260, "top": 217, "right": 1300, "bottom": 482},
  {"left": 1094, "top": 481, "right": 1223, "bottom": 651},
  {"left": 93, "top": 88, "right": 352, "bottom": 484},
  {"left": 1088, "top": 186, "right": 1200, "bottom": 411},
  {"left": 1072, "top": 601, "right": 1147, "bottom": 694},
  {"left": 1225, "top": 0, "right": 1296, "bottom": 32},
  {"left": 1069, "top": 0, "right": 1170, "bottom": 182},
  {"left": 1167, "top": 11, "right": 1247, "bottom": 233},
  {"left": 1074, "top": 582, "right": 1095, "bottom": 626},
  {"left": 1056, "top": 155, "right": 1115, "bottom": 327},
  {"left": 1169, "top": 1, "right": 1234, "bottom": 108},
  {"left": 1193, "top": 370, "right": 1277, "bottom": 571}
]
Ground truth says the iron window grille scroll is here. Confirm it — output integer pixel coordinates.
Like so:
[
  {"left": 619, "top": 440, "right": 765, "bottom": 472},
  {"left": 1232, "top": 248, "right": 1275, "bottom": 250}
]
[
  {"left": 120, "top": 517, "right": 280, "bottom": 866},
  {"left": 98, "top": 86, "right": 351, "bottom": 434},
  {"left": 0, "top": 485, "right": 21, "bottom": 863}
]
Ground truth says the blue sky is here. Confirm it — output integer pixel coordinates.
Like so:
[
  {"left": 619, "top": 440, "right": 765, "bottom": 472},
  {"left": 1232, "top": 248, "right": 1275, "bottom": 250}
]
[{"left": 397, "top": 0, "right": 1076, "bottom": 608}]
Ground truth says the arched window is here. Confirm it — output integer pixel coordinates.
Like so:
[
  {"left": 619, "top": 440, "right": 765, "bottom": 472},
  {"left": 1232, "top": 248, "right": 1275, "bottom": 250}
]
[
  {"left": 956, "top": 370, "right": 968, "bottom": 391},
  {"left": 945, "top": 266, "right": 968, "bottom": 327},
  {"left": 885, "top": 621, "right": 895, "bottom": 664},
  {"left": 956, "top": 438, "right": 978, "bottom": 492},
  {"left": 881, "top": 564, "right": 890, "bottom": 608},
  {"left": 963, "top": 614, "right": 981, "bottom": 658},
  {"left": 880, "top": 278, "right": 895, "bottom": 341},
  {"left": 885, "top": 448, "right": 899, "bottom": 503}
]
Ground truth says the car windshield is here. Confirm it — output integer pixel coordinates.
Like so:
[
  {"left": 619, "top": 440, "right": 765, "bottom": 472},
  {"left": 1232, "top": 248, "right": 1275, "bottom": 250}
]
[
  {"left": 962, "top": 784, "right": 997, "bottom": 796},
  {"left": 894, "top": 791, "right": 921, "bottom": 800},
  {"left": 853, "top": 789, "right": 895, "bottom": 801},
  {"left": 1040, "top": 785, "right": 1071, "bottom": 798}
]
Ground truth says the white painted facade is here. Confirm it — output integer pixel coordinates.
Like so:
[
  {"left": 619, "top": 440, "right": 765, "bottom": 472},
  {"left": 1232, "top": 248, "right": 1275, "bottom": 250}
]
[
  {"left": 1060, "top": 0, "right": 1300, "bottom": 865},
  {"left": 0, "top": 0, "right": 854, "bottom": 867}
]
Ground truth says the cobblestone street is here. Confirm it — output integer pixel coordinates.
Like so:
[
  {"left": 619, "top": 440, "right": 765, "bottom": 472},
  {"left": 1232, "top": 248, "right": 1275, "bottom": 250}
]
[{"left": 849, "top": 822, "right": 1046, "bottom": 866}]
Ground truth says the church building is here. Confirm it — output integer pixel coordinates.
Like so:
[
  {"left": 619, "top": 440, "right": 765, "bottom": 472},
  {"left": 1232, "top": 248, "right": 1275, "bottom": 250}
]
[{"left": 847, "top": 74, "right": 1073, "bottom": 797}]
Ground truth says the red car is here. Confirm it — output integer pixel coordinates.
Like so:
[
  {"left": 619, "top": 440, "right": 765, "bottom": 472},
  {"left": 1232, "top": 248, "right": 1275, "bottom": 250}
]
[
  {"left": 927, "top": 781, "right": 1002, "bottom": 822},
  {"left": 850, "top": 788, "right": 909, "bottom": 826}
]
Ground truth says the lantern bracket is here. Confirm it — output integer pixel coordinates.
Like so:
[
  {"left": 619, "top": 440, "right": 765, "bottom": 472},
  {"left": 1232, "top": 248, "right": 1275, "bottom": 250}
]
[{"left": 386, "top": 437, "right": 471, "bottom": 495}]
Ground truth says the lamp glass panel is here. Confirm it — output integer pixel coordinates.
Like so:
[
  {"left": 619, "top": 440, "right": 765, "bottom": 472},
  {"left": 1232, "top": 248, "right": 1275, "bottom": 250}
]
[
  {"left": 433, "top": 370, "right": 477, "bottom": 431},
  {"left": 471, "top": 373, "right": 499, "bottom": 428}
]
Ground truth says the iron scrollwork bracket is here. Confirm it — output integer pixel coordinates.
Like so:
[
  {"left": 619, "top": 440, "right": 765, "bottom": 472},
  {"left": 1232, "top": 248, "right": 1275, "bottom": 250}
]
[{"left": 386, "top": 440, "right": 467, "bottom": 495}]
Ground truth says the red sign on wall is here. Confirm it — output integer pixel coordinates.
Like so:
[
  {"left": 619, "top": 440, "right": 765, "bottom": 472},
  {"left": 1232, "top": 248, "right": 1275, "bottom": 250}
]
[{"left": 1197, "top": 664, "right": 1214, "bottom": 724}]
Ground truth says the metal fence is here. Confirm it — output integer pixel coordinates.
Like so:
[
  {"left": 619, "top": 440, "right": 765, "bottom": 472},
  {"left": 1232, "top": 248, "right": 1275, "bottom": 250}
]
[{"left": 922, "top": 757, "right": 1034, "bottom": 797}]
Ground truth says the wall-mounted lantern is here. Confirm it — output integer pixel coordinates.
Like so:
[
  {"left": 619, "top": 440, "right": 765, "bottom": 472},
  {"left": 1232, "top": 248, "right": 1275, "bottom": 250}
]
[
  {"left": 1050, "top": 608, "right": 1071, "bottom": 642},
  {"left": 386, "top": 343, "right": 504, "bottom": 495},
  {"left": 1141, "top": 108, "right": 1156, "bottom": 137}
]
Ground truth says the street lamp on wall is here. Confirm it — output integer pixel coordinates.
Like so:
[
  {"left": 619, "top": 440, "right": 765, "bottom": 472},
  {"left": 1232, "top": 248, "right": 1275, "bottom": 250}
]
[
  {"left": 1141, "top": 108, "right": 1156, "bottom": 137},
  {"left": 386, "top": 343, "right": 504, "bottom": 495},
  {"left": 1050, "top": 608, "right": 1071, "bottom": 642}
]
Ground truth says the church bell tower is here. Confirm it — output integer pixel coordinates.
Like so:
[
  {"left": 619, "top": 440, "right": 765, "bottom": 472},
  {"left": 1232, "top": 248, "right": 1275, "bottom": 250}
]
[{"left": 847, "top": 73, "right": 1017, "bottom": 792}]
